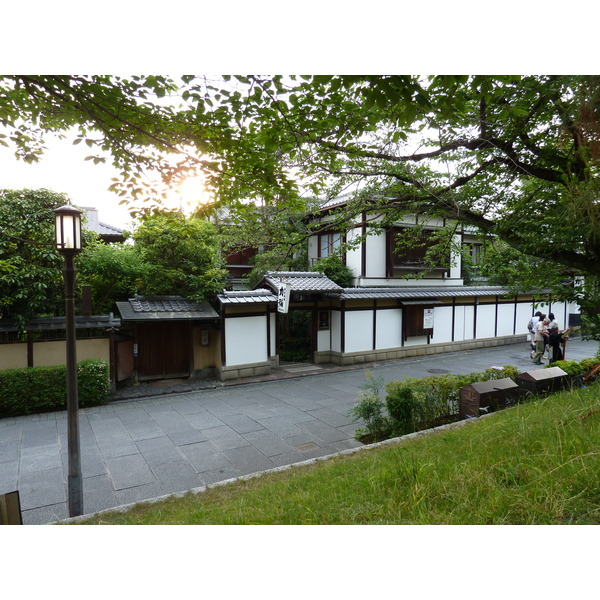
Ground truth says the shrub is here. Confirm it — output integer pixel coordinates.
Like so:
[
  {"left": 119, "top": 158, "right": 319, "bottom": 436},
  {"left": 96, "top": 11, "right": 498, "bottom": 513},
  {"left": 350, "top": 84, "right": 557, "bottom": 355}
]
[
  {"left": 544, "top": 360, "right": 585, "bottom": 376},
  {"left": 578, "top": 358, "right": 599, "bottom": 373},
  {"left": 0, "top": 359, "right": 110, "bottom": 417},
  {"left": 350, "top": 370, "right": 391, "bottom": 441},
  {"left": 385, "top": 385, "right": 418, "bottom": 436},
  {"left": 384, "top": 365, "right": 520, "bottom": 432}
]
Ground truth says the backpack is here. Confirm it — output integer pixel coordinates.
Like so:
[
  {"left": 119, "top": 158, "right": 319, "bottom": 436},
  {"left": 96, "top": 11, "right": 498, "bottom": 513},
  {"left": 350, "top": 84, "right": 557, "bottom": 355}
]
[{"left": 527, "top": 318, "right": 533, "bottom": 332}]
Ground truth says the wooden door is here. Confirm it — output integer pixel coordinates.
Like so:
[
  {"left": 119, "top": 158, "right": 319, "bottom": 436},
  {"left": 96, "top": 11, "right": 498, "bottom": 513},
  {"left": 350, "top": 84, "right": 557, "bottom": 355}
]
[{"left": 136, "top": 322, "right": 192, "bottom": 381}]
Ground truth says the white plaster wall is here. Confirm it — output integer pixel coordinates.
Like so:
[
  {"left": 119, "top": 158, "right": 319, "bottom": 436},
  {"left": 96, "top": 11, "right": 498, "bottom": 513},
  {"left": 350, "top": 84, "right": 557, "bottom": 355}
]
[
  {"left": 462, "top": 306, "right": 475, "bottom": 340},
  {"left": 375, "top": 308, "right": 402, "bottom": 349},
  {"left": 431, "top": 306, "right": 453, "bottom": 343},
  {"left": 345, "top": 228, "right": 362, "bottom": 278},
  {"left": 476, "top": 305, "right": 497, "bottom": 339},
  {"left": 270, "top": 312, "right": 277, "bottom": 358},
  {"left": 497, "top": 303, "right": 516, "bottom": 337},
  {"left": 516, "top": 302, "right": 535, "bottom": 335},
  {"left": 345, "top": 310, "right": 373, "bottom": 353},
  {"left": 453, "top": 306, "right": 466, "bottom": 341},
  {"left": 317, "top": 329, "right": 331, "bottom": 352},
  {"left": 365, "top": 230, "right": 387, "bottom": 278},
  {"left": 225, "top": 316, "right": 268, "bottom": 366},
  {"left": 331, "top": 310, "right": 342, "bottom": 352}
]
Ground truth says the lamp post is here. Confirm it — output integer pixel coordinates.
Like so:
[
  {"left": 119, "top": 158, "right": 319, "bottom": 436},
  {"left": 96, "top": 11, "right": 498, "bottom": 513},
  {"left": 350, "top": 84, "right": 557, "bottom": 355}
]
[{"left": 54, "top": 204, "right": 83, "bottom": 517}]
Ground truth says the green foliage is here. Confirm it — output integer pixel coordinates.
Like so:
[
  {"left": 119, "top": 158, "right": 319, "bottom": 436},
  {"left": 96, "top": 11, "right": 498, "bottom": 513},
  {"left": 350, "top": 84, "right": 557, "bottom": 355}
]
[
  {"left": 385, "top": 386, "right": 418, "bottom": 436},
  {"left": 0, "top": 359, "right": 110, "bottom": 417},
  {"left": 380, "top": 366, "right": 521, "bottom": 437},
  {"left": 0, "top": 189, "right": 66, "bottom": 327},
  {"left": 544, "top": 359, "right": 590, "bottom": 376},
  {"left": 310, "top": 254, "right": 354, "bottom": 287},
  {"left": 76, "top": 241, "right": 149, "bottom": 313},
  {"left": 350, "top": 370, "right": 391, "bottom": 441},
  {"left": 132, "top": 211, "right": 227, "bottom": 301}
]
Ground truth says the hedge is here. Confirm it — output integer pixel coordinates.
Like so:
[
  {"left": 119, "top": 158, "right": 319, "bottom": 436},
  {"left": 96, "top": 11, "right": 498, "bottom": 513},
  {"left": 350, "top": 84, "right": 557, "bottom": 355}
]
[{"left": 0, "top": 359, "right": 110, "bottom": 417}]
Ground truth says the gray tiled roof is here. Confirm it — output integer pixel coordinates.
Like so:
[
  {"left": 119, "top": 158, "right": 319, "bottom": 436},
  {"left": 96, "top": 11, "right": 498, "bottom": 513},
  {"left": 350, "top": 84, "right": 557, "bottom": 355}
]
[
  {"left": 335, "top": 286, "right": 524, "bottom": 300},
  {"left": 218, "top": 289, "right": 278, "bottom": 305},
  {"left": 0, "top": 314, "right": 121, "bottom": 332},
  {"left": 116, "top": 296, "right": 218, "bottom": 321},
  {"left": 261, "top": 272, "right": 343, "bottom": 293}
]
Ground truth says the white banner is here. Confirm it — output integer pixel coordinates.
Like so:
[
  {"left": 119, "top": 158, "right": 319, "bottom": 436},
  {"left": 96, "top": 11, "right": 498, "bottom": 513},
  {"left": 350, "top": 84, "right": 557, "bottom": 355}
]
[{"left": 277, "top": 282, "right": 291, "bottom": 313}]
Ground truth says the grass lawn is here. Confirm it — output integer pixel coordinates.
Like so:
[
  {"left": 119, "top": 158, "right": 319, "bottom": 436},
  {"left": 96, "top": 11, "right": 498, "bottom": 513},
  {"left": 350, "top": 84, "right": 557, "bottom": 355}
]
[{"left": 75, "top": 382, "right": 600, "bottom": 525}]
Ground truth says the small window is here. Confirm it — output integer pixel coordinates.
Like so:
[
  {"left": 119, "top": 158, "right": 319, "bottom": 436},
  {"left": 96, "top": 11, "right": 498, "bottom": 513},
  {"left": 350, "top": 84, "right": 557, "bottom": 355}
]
[{"left": 319, "top": 232, "right": 341, "bottom": 258}]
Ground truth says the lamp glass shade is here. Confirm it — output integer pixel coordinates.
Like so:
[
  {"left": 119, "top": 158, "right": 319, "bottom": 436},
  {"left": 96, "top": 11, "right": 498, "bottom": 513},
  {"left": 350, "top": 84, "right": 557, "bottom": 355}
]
[{"left": 54, "top": 205, "right": 82, "bottom": 251}]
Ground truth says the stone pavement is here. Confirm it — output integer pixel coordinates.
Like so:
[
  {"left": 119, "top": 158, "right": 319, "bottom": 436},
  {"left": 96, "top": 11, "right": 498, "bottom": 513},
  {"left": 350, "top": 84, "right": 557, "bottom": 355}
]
[{"left": 1, "top": 337, "right": 597, "bottom": 524}]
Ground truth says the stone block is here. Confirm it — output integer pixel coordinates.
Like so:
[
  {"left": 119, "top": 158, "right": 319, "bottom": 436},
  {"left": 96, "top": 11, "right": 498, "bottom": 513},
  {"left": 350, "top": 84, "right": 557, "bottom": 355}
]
[{"left": 220, "top": 369, "right": 239, "bottom": 381}]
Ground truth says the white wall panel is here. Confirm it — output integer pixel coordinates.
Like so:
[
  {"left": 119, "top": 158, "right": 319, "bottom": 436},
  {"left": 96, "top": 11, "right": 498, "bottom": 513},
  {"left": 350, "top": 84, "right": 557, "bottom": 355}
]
[
  {"left": 463, "top": 306, "right": 475, "bottom": 340},
  {"left": 375, "top": 309, "right": 402, "bottom": 349},
  {"left": 317, "top": 329, "right": 331, "bottom": 352},
  {"left": 270, "top": 312, "right": 276, "bottom": 358},
  {"left": 496, "top": 303, "right": 516, "bottom": 337},
  {"left": 366, "top": 231, "right": 387, "bottom": 278},
  {"left": 345, "top": 310, "right": 373, "bottom": 353},
  {"left": 516, "top": 302, "right": 534, "bottom": 335},
  {"left": 453, "top": 306, "right": 465, "bottom": 341},
  {"left": 225, "top": 316, "right": 267, "bottom": 366},
  {"left": 331, "top": 310, "right": 342, "bottom": 352},
  {"left": 476, "top": 305, "right": 496, "bottom": 339},
  {"left": 431, "top": 306, "right": 453, "bottom": 343}
]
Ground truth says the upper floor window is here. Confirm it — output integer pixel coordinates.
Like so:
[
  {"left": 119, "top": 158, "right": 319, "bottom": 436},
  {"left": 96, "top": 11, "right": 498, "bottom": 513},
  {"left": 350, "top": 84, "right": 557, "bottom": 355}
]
[
  {"left": 386, "top": 227, "right": 450, "bottom": 277},
  {"left": 319, "top": 232, "right": 342, "bottom": 258}
]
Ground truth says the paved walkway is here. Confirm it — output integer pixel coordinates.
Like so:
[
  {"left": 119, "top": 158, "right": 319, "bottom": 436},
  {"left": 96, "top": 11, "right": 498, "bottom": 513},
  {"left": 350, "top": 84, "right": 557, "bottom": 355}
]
[{"left": 1, "top": 338, "right": 597, "bottom": 524}]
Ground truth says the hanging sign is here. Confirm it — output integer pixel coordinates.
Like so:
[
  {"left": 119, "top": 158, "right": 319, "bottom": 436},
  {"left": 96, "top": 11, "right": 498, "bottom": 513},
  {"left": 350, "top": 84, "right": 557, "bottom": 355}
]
[
  {"left": 277, "top": 282, "right": 291, "bottom": 314},
  {"left": 423, "top": 308, "right": 434, "bottom": 329}
]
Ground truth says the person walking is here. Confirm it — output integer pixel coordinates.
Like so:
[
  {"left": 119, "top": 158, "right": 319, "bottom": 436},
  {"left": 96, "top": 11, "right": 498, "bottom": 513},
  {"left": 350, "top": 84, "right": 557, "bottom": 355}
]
[
  {"left": 528, "top": 311, "right": 543, "bottom": 358},
  {"left": 532, "top": 316, "right": 550, "bottom": 364}
]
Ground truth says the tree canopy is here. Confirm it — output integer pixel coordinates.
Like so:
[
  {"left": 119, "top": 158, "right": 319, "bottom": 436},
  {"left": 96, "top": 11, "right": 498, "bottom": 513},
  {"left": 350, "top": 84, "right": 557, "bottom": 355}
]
[
  {"left": 0, "top": 188, "right": 70, "bottom": 328},
  {"left": 132, "top": 211, "right": 227, "bottom": 301},
  {"left": 3, "top": 75, "right": 600, "bottom": 331}
]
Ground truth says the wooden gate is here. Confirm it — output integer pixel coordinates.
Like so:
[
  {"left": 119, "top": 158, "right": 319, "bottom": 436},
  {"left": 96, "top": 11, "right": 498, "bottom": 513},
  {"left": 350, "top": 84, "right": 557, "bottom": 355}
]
[{"left": 136, "top": 321, "right": 192, "bottom": 381}]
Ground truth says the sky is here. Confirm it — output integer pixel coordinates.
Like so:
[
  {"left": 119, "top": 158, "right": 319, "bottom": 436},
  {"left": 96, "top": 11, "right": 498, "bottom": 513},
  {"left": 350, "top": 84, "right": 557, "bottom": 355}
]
[{"left": 0, "top": 133, "right": 134, "bottom": 228}]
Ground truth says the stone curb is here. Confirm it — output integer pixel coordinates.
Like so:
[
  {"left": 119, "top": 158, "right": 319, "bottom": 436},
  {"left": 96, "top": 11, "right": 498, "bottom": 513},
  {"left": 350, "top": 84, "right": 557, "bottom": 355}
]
[{"left": 54, "top": 411, "right": 494, "bottom": 525}]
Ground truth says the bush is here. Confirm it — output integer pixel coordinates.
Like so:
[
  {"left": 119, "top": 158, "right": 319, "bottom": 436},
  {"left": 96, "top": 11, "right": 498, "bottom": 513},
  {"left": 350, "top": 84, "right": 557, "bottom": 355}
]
[
  {"left": 350, "top": 370, "right": 391, "bottom": 441},
  {"left": 545, "top": 360, "right": 586, "bottom": 376},
  {"left": 0, "top": 359, "right": 110, "bottom": 417},
  {"left": 383, "top": 365, "right": 520, "bottom": 433},
  {"left": 579, "top": 358, "right": 599, "bottom": 372},
  {"left": 385, "top": 386, "right": 418, "bottom": 436}
]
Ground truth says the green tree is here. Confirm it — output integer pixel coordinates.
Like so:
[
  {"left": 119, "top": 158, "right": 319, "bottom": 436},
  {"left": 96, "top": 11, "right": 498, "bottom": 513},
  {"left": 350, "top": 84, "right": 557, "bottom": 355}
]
[
  {"left": 132, "top": 211, "right": 227, "bottom": 301},
  {"left": 0, "top": 189, "right": 66, "bottom": 328},
  {"left": 4, "top": 75, "right": 600, "bottom": 335},
  {"left": 76, "top": 241, "right": 149, "bottom": 314},
  {"left": 311, "top": 254, "right": 354, "bottom": 288}
]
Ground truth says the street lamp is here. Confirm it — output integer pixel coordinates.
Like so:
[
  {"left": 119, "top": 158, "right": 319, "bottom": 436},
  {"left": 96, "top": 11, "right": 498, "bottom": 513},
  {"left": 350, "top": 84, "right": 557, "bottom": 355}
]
[{"left": 54, "top": 204, "right": 83, "bottom": 517}]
